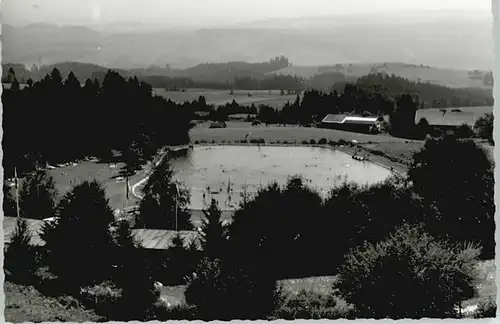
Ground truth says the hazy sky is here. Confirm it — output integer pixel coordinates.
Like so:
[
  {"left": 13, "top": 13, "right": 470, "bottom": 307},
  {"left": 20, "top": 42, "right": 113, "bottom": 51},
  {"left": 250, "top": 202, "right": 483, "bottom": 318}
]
[{"left": 2, "top": 0, "right": 492, "bottom": 26}]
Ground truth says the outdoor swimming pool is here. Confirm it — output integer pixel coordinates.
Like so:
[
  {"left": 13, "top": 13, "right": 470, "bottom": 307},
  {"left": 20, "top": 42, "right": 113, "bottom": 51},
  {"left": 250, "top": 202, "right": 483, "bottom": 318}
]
[{"left": 169, "top": 145, "right": 394, "bottom": 210}]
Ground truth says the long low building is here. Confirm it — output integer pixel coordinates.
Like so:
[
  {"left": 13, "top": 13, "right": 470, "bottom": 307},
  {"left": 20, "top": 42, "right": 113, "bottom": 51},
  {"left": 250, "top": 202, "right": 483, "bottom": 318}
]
[
  {"left": 3, "top": 216, "right": 200, "bottom": 250},
  {"left": 320, "top": 114, "right": 382, "bottom": 134}
]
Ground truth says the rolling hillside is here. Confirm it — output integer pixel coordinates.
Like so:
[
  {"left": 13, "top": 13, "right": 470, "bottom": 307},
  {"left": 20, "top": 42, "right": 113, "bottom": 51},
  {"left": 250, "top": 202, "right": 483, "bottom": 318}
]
[
  {"left": 269, "top": 63, "right": 493, "bottom": 89},
  {"left": 2, "top": 11, "right": 492, "bottom": 71}
]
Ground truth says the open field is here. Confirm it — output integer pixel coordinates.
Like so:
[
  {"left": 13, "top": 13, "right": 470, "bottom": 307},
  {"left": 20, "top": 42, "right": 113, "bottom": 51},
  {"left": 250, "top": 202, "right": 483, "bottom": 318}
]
[
  {"left": 4, "top": 281, "right": 102, "bottom": 323},
  {"left": 153, "top": 88, "right": 298, "bottom": 109},
  {"left": 416, "top": 106, "right": 492, "bottom": 126}
]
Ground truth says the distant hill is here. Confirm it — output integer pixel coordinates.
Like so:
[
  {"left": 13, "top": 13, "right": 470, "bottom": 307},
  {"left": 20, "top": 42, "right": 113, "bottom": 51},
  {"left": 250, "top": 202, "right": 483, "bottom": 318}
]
[
  {"left": 269, "top": 63, "right": 493, "bottom": 89},
  {"left": 1, "top": 12, "right": 492, "bottom": 70}
]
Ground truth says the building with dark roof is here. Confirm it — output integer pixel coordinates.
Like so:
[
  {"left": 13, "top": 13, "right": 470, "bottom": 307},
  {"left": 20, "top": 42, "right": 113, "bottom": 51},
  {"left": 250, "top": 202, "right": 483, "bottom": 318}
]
[
  {"left": 320, "top": 114, "right": 382, "bottom": 134},
  {"left": 415, "top": 109, "right": 477, "bottom": 132}
]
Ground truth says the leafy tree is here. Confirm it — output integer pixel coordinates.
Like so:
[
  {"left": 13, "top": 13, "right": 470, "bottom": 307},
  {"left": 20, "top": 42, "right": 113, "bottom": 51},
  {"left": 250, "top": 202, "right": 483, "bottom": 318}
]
[
  {"left": 454, "top": 124, "right": 474, "bottom": 139},
  {"left": 228, "top": 176, "right": 323, "bottom": 279},
  {"left": 136, "top": 154, "right": 192, "bottom": 230},
  {"left": 416, "top": 117, "right": 430, "bottom": 138},
  {"left": 19, "top": 169, "right": 58, "bottom": 220},
  {"left": 185, "top": 256, "right": 280, "bottom": 320},
  {"left": 40, "top": 180, "right": 116, "bottom": 294},
  {"left": 474, "top": 113, "right": 493, "bottom": 144},
  {"left": 336, "top": 224, "right": 480, "bottom": 319},
  {"left": 390, "top": 93, "right": 418, "bottom": 138},
  {"left": 7, "top": 67, "right": 16, "bottom": 83},
  {"left": 4, "top": 217, "right": 38, "bottom": 285},
  {"left": 112, "top": 219, "right": 160, "bottom": 321},
  {"left": 408, "top": 134, "right": 495, "bottom": 259},
  {"left": 321, "top": 177, "right": 431, "bottom": 273},
  {"left": 200, "top": 199, "right": 227, "bottom": 257}
]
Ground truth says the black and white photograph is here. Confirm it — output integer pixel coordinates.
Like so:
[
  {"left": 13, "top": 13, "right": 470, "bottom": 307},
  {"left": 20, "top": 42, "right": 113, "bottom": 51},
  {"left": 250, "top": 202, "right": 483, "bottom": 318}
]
[{"left": 1, "top": 0, "right": 497, "bottom": 321}]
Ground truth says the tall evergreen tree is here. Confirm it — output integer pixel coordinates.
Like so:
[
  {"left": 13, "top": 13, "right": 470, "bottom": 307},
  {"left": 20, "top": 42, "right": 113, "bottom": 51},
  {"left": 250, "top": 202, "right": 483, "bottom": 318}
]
[
  {"left": 136, "top": 154, "right": 192, "bottom": 230},
  {"left": 3, "top": 184, "right": 17, "bottom": 217},
  {"left": 4, "top": 217, "right": 38, "bottom": 285},
  {"left": 41, "top": 180, "right": 116, "bottom": 294},
  {"left": 200, "top": 199, "right": 227, "bottom": 257},
  {"left": 112, "top": 219, "right": 160, "bottom": 321}
]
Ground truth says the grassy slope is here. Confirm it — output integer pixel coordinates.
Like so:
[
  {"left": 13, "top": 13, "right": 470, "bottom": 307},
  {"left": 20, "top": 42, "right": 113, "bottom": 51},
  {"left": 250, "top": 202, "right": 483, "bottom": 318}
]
[{"left": 4, "top": 281, "right": 102, "bottom": 323}]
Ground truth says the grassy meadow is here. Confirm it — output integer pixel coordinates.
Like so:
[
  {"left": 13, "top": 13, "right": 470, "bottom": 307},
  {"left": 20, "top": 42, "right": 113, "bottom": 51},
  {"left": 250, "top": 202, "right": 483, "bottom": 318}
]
[{"left": 153, "top": 88, "right": 298, "bottom": 109}]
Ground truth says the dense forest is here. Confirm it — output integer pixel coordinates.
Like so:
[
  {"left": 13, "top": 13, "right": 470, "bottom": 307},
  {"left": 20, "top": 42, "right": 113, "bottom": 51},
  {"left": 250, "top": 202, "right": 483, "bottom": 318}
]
[{"left": 2, "top": 68, "right": 193, "bottom": 178}]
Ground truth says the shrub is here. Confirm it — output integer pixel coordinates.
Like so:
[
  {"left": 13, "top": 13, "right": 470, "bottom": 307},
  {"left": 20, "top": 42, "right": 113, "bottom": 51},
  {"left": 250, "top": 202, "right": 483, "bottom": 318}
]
[
  {"left": 155, "top": 305, "right": 198, "bottom": 321},
  {"left": 301, "top": 140, "right": 309, "bottom": 145},
  {"left": 309, "top": 139, "right": 316, "bottom": 145},
  {"left": 474, "top": 297, "right": 497, "bottom": 318},
  {"left": 78, "top": 282, "right": 120, "bottom": 320},
  {"left": 194, "top": 140, "right": 199, "bottom": 144},
  {"left": 318, "top": 138, "right": 328, "bottom": 145},
  {"left": 249, "top": 138, "right": 265, "bottom": 144},
  {"left": 272, "top": 289, "right": 352, "bottom": 320},
  {"left": 336, "top": 224, "right": 480, "bottom": 319},
  {"left": 454, "top": 124, "right": 474, "bottom": 139},
  {"left": 328, "top": 140, "right": 337, "bottom": 146},
  {"left": 282, "top": 140, "right": 289, "bottom": 144},
  {"left": 185, "top": 257, "right": 279, "bottom": 320},
  {"left": 338, "top": 139, "right": 349, "bottom": 146},
  {"left": 474, "top": 113, "right": 493, "bottom": 144}
]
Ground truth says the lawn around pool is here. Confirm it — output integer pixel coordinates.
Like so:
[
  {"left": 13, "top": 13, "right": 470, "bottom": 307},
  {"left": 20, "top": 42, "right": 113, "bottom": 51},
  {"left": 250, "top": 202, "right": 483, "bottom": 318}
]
[
  {"left": 8, "top": 125, "right": 420, "bottom": 216},
  {"left": 153, "top": 88, "right": 298, "bottom": 109},
  {"left": 190, "top": 122, "right": 421, "bottom": 173}
]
